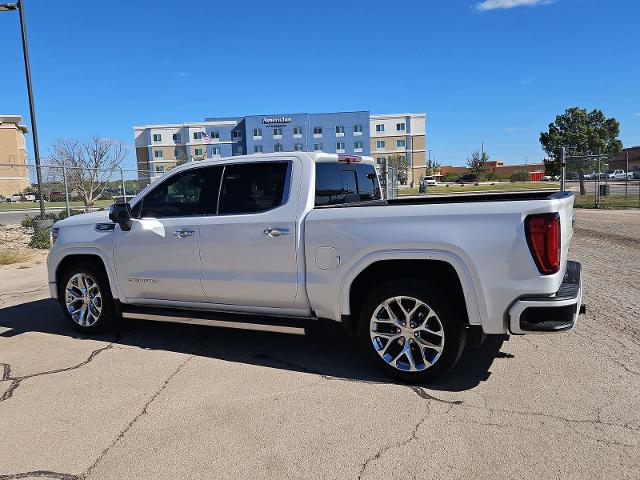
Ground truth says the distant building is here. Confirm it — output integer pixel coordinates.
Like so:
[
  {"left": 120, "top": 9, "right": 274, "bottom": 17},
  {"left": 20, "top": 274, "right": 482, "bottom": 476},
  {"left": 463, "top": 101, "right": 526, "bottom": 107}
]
[
  {"left": 0, "top": 115, "right": 30, "bottom": 197},
  {"left": 440, "top": 160, "right": 545, "bottom": 178},
  {"left": 134, "top": 111, "right": 426, "bottom": 185},
  {"left": 370, "top": 113, "right": 426, "bottom": 184},
  {"left": 608, "top": 146, "right": 640, "bottom": 173}
]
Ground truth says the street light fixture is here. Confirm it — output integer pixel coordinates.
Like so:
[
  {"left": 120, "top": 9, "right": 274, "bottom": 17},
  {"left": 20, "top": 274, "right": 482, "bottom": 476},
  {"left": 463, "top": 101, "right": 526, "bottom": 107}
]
[{"left": 1, "top": 0, "right": 46, "bottom": 216}]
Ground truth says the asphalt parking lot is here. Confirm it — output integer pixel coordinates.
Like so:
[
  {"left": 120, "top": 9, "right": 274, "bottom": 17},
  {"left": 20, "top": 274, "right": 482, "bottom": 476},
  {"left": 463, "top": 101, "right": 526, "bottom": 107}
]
[{"left": 0, "top": 209, "right": 638, "bottom": 479}]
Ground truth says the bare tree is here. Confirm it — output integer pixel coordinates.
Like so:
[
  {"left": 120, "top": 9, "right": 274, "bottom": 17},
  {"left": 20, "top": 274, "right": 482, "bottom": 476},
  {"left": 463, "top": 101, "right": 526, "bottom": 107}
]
[
  {"left": 424, "top": 158, "right": 441, "bottom": 176},
  {"left": 50, "top": 136, "right": 127, "bottom": 209}
]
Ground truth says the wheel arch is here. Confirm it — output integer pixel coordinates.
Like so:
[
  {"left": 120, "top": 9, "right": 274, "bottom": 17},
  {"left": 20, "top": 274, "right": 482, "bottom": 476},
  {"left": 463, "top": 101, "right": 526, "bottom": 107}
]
[
  {"left": 53, "top": 249, "right": 120, "bottom": 300},
  {"left": 342, "top": 250, "right": 484, "bottom": 330}
]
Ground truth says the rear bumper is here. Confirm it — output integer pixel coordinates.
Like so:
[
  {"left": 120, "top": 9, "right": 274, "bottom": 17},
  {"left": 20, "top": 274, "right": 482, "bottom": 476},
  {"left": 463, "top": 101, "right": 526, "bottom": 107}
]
[{"left": 509, "top": 261, "right": 583, "bottom": 334}]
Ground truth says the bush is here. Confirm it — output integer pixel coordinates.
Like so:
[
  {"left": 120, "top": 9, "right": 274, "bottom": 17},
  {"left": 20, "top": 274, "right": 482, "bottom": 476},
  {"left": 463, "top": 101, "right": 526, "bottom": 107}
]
[
  {"left": 29, "top": 228, "right": 52, "bottom": 249},
  {"left": 56, "top": 209, "right": 83, "bottom": 221},
  {"left": 0, "top": 248, "right": 31, "bottom": 265},
  {"left": 441, "top": 173, "right": 460, "bottom": 182},
  {"left": 510, "top": 170, "right": 531, "bottom": 182},
  {"left": 21, "top": 213, "right": 57, "bottom": 229}
]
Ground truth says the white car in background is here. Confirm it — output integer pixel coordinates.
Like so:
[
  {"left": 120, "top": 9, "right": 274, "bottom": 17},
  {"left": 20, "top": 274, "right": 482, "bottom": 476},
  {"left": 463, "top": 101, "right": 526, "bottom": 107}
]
[
  {"left": 6, "top": 193, "right": 23, "bottom": 202},
  {"left": 422, "top": 176, "right": 437, "bottom": 186},
  {"left": 23, "top": 193, "right": 36, "bottom": 202},
  {"left": 607, "top": 169, "right": 627, "bottom": 180}
]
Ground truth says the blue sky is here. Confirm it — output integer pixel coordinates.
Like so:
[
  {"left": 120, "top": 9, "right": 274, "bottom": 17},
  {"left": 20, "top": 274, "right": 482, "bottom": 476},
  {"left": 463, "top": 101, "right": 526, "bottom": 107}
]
[{"left": 2, "top": 0, "right": 639, "bottom": 169}]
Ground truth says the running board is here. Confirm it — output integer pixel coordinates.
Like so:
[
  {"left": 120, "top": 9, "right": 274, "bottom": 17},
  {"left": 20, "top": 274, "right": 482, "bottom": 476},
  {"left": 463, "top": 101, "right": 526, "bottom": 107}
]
[{"left": 121, "top": 305, "right": 310, "bottom": 335}]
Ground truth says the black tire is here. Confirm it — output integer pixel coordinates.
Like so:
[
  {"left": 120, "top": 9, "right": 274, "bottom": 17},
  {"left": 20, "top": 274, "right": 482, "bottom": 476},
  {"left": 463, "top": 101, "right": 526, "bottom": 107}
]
[
  {"left": 358, "top": 277, "right": 467, "bottom": 384},
  {"left": 58, "top": 262, "right": 118, "bottom": 333}
]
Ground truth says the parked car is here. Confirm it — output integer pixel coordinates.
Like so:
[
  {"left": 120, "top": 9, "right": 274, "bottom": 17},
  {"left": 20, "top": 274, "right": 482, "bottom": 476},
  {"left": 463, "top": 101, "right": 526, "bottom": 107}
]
[
  {"left": 541, "top": 175, "right": 552, "bottom": 181},
  {"left": 49, "top": 191, "right": 66, "bottom": 202},
  {"left": 23, "top": 193, "right": 36, "bottom": 202},
  {"left": 454, "top": 173, "right": 479, "bottom": 183},
  {"left": 47, "top": 152, "right": 583, "bottom": 383},
  {"left": 608, "top": 169, "right": 627, "bottom": 180},
  {"left": 421, "top": 176, "right": 437, "bottom": 186},
  {"left": 6, "top": 193, "right": 23, "bottom": 202}
]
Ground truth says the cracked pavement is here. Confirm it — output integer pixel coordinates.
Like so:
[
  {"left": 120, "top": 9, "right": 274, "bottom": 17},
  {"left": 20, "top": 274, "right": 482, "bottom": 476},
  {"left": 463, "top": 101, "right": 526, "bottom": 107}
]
[{"left": 0, "top": 209, "right": 638, "bottom": 479}]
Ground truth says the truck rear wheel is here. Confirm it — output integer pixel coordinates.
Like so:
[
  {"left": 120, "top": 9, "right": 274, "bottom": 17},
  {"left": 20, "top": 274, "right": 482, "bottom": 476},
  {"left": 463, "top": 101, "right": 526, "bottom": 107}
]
[
  {"left": 59, "top": 262, "right": 118, "bottom": 333},
  {"left": 358, "top": 278, "right": 467, "bottom": 383}
]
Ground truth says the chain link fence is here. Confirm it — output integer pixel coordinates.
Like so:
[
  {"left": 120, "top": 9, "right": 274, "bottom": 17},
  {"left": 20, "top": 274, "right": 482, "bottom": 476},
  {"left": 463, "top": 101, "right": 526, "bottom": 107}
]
[
  {"left": 0, "top": 160, "right": 149, "bottom": 217},
  {"left": 564, "top": 157, "right": 640, "bottom": 208}
]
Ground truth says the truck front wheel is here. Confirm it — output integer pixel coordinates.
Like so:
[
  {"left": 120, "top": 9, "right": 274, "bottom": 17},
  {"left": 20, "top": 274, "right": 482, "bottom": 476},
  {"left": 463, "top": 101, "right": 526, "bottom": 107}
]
[
  {"left": 59, "top": 262, "right": 118, "bottom": 333},
  {"left": 358, "top": 278, "right": 467, "bottom": 383}
]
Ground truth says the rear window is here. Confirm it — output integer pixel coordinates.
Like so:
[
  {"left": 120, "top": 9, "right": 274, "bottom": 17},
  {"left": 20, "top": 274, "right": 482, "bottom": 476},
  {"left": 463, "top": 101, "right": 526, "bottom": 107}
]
[{"left": 315, "top": 163, "right": 382, "bottom": 206}]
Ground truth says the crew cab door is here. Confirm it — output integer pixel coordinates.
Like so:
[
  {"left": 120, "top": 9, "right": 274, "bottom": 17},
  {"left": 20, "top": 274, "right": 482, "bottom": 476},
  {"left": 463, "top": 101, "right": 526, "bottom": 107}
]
[
  {"left": 199, "top": 159, "right": 299, "bottom": 308},
  {"left": 113, "top": 166, "right": 222, "bottom": 303}
]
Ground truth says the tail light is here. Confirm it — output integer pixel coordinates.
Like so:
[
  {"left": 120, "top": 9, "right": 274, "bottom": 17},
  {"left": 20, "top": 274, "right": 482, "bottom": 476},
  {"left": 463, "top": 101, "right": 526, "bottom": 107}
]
[
  {"left": 338, "top": 154, "right": 361, "bottom": 163},
  {"left": 525, "top": 213, "right": 561, "bottom": 275}
]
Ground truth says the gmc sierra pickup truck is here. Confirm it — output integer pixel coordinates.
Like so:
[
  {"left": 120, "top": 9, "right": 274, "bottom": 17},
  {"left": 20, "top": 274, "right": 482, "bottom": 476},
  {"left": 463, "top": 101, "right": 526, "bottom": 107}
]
[{"left": 47, "top": 152, "right": 583, "bottom": 382}]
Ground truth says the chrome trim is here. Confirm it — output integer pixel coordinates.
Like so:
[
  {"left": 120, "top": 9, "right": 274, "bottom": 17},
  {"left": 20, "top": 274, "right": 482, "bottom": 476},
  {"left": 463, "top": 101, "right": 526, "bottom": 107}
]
[{"left": 122, "top": 312, "right": 305, "bottom": 335}]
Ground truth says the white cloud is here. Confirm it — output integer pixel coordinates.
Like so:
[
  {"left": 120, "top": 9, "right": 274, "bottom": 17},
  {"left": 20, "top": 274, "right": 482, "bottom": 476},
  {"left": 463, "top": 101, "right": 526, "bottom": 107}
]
[
  {"left": 476, "top": 0, "right": 555, "bottom": 11},
  {"left": 521, "top": 77, "right": 535, "bottom": 86},
  {"left": 634, "top": 112, "right": 640, "bottom": 117}
]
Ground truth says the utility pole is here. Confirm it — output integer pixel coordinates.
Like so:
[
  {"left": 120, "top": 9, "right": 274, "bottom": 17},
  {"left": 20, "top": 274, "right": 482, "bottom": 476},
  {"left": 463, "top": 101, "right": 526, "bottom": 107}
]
[
  {"left": 481, "top": 141, "right": 484, "bottom": 157},
  {"left": 1, "top": 0, "right": 46, "bottom": 216},
  {"left": 560, "top": 147, "right": 566, "bottom": 192}
]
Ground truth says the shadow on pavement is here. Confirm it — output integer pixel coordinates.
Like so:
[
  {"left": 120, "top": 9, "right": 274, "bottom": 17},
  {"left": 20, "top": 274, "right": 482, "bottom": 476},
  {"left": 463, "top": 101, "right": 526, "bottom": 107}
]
[{"left": 0, "top": 298, "right": 508, "bottom": 392}]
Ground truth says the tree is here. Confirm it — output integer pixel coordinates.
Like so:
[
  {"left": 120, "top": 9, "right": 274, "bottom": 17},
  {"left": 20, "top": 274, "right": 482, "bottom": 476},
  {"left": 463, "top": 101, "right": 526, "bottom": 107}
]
[
  {"left": 424, "top": 158, "right": 441, "bottom": 176},
  {"left": 540, "top": 107, "right": 622, "bottom": 194},
  {"left": 510, "top": 169, "right": 530, "bottom": 182},
  {"left": 50, "top": 136, "right": 127, "bottom": 209},
  {"left": 386, "top": 154, "right": 410, "bottom": 185},
  {"left": 466, "top": 150, "right": 489, "bottom": 179}
]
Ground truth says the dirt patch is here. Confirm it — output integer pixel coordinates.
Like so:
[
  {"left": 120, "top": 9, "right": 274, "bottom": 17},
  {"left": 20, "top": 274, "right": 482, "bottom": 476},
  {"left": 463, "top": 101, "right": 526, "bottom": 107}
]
[{"left": 0, "top": 224, "right": 47, "bottom": 267}]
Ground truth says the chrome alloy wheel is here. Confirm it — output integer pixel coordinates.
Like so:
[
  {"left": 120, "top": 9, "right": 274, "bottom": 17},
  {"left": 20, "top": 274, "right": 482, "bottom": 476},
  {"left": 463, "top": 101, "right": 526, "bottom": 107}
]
[
  {"left": 65, "top": 273, "right": 102, "bottom": 327},
  {"left": 370, "top": 296, "right": 445, "bottom": 372}
]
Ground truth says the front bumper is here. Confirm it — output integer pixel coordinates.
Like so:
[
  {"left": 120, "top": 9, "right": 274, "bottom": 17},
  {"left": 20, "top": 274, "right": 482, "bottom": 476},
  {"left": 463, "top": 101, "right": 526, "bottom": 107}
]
[{"left": 509, "top": 260, "right": 583, "bottom": 334}]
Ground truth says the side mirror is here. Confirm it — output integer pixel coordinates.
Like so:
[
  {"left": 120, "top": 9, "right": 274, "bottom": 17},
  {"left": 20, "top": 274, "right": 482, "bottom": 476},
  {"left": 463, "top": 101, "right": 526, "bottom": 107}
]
[{"left": 109, "top": 203, "right": 132, "bottom": 231}]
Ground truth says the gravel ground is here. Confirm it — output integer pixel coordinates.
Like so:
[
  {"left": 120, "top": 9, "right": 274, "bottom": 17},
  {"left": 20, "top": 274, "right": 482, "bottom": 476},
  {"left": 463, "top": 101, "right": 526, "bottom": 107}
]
[{"left": 0, "top": 209, "right": 638, "bottom": 479}]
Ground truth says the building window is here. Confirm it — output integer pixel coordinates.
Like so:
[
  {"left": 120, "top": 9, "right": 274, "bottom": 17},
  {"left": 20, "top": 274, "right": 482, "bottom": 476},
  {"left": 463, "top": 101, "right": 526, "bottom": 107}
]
[
  {"left": 232, "top": 145, "right": 243, "bottom": 155},
  {"left": 336, "top": 142, "right": 345, "bottom": 151},
  {"left": 232, "top": 130, "right": 243, "bottom": 140},
  {"left": 294, "top": 143, "right": 303, "bottom": 151},
  {"left": 254, "top": 145, "right": 263, "bottom": 153},
  {"left": 313, "top": 127, "right": 322, "bottom": 135},
  {"left": 172, "top": 133, "right": 181, "bottom": 143},
  {"left": 174, "top": 149, "right": 180, "bottom": 158},
  {"left": 396, "top": 139, "right": 406, "bottom": 148},
  {"left": 293, "top": 126, "right": 303, "bottom": 135},
  {"left": 193, "top": 132, "right": 203, "bottom": 140},
  {"left": 314, "top": 143, "right": 323, "bottom": 152},
  {"left": 211, "top": 147, "right": 221, "bottom": 155},
  {"left": 376, "top": 140, "right": 385, "bottom": 149},
  {"left": 335, "top": 125, "right": 344, "bottom": 134},
  {"left": 353, "top": 124, "right": 363, "bottom": 133},
  {"left": 273, "top": 127, "right": 282, "bottom": 136},
  {"left": 396, "top": 123, "right": 406, "bottom": 131},
  {"left": 210, "top": 131, "right": 220, "bottom": 140},
  {"left": 375, "top": 124, "right": 384, "bottom": 132},
  {"left": 194, "top": 148, "right": 203, "bottom": 156},
  {"left": 154, "top": 150, "right": 163, "bottom": 158},
  {"left": 155, "top": 165, "right": 164, "bottom": 174},
  {"left": 376, "top": 156, "right": 386, "bottom": 165},
  {"left": 153, "top": 133, "right": 162, "bottom": 142},
  {"left": 274, "top": 143, "right": 283, "bottom": 152},
  {"left": 253, "top": 128, "right": 262, "bottom": 137},
  {"left": 354, "top": 141, "right": 363, "bottom": 150}
]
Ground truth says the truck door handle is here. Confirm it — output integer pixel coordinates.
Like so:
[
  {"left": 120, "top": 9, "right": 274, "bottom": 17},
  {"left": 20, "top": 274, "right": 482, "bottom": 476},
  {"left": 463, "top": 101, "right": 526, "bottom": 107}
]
[
  {"left": 263, "top": 227, "right": 290, "bottom": 237},
  {"left": 174, "top": 229, "right": 196, "bottom": 238}
]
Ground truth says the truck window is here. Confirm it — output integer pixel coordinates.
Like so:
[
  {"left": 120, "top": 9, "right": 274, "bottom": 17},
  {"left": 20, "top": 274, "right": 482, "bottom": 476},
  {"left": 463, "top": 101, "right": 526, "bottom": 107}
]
[
  {"left": 315, "top": 163, "right": 381, "bottom": 206},
  {"left": 139, "top": 166, "right": 222, "bottom": 218},
  {"left": 218, "top": 162, "right": 290, "bottom": 215}
]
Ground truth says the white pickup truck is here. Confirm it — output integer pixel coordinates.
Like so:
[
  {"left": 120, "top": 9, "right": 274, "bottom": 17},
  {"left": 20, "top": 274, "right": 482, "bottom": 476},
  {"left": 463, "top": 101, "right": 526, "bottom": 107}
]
[{"left": 47, "top": 152, "right": 583, "bottom": 382}]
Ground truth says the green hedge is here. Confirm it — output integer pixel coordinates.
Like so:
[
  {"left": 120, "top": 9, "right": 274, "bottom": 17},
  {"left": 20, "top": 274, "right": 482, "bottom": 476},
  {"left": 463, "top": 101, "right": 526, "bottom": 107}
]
[{"left": 29, "top": 228, "right": 51, "bottom": 249}]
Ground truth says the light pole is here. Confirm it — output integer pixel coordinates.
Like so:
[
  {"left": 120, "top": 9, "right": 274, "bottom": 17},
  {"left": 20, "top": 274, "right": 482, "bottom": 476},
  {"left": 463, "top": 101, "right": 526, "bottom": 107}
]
[{"left": 1, "top": 0, "right": 46, "bottom": 216}]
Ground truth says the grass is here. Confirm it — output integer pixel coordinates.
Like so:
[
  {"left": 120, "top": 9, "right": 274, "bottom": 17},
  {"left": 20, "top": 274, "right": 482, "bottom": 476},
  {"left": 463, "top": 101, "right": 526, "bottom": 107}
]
[
  {"left": 0, "top": 248, "right": 31, "bottom": 266},
  {"left": 0, "top": 199, "right": 112, "bottom": 211},
  {"left": 573, "top": 194, "right": 640, "bottom": 209},
  {"left": 399, "top": 181, "right": 559, "bottom": 196}
]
